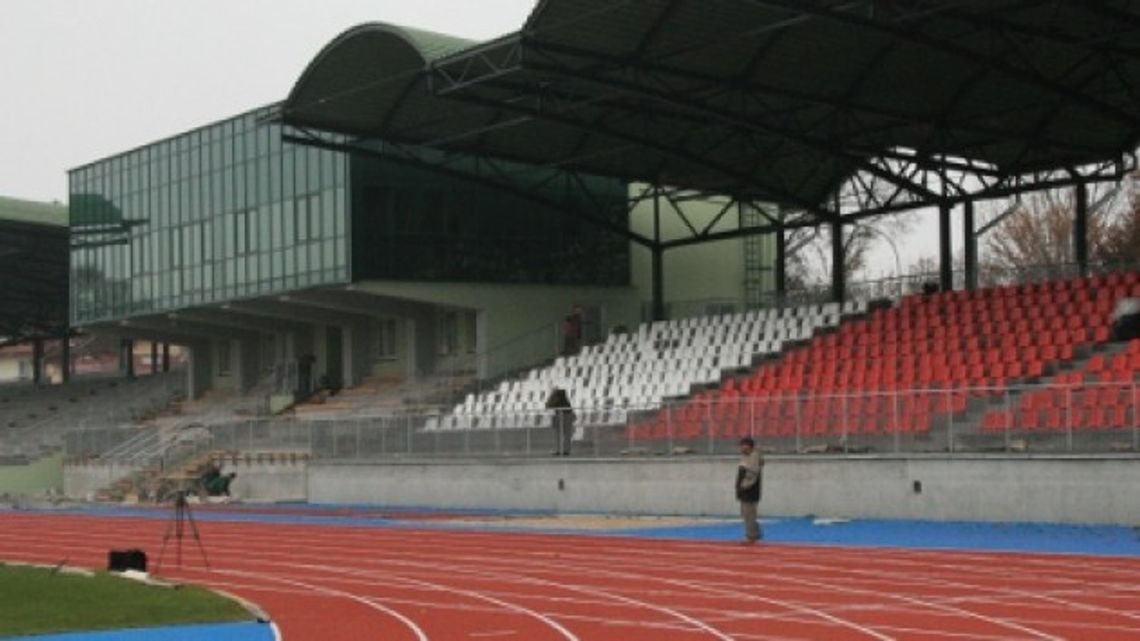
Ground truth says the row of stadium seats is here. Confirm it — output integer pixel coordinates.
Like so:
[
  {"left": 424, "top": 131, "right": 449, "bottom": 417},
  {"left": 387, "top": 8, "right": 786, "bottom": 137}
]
[
  {"left": 980, "top": 340, "right": 1140, "bottom": 433},
  {"left": 0, "top": 373, "right": 182, "bottom": 459},
  {"left": 629, "top": 271, "right": 1139, "bottom": 441},
  {"left": 426, "top": 301, "right": 868, "bottom": 431}
]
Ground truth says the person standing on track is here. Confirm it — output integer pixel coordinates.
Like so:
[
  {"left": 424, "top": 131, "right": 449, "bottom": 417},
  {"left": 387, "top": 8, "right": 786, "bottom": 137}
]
[{"left": 736, "top": 436, "right": 764, "bottom": 543}]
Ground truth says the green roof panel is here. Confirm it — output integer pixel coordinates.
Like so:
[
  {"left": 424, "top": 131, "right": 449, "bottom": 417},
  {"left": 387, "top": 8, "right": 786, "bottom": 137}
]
[{"left": 0, "top": 196, "right": 67, "bottom": 228}]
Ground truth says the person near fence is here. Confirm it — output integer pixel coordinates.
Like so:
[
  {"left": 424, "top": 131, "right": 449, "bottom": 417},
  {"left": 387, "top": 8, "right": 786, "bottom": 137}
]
[
  {"left": 199, "top": 462, "right": 236, "bottom": 498},
  {"left": 545, "top": 387, "right": 575, "bottom": 456},
  {"left": 735, "top": 436, "right": 764, "bottom": 543},
  {"left": 561, "top": 306, "right": 583, "bottom": 356},
  {"left": 1111, "top": 297, "right": 1140, "bottom": 342}
]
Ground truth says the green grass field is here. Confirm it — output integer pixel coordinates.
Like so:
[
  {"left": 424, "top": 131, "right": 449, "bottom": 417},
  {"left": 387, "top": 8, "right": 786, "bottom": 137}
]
[{"left": 0, "top": 563, "right": 251, "bottom": 637}]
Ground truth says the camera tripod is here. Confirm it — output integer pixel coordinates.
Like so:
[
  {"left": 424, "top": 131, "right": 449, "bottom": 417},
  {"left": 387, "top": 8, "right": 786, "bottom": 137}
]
[{"left": 155, "top": 491, "right": 210, "bottom": 571}]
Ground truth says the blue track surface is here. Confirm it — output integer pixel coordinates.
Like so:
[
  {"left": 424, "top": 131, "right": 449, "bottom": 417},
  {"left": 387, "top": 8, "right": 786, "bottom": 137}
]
[
  {"left": 47, "top": 502, "right": 1140, "bottom": 557},
  {"left": 612, "top": 517, "right": 1140, "bottom": 557}
]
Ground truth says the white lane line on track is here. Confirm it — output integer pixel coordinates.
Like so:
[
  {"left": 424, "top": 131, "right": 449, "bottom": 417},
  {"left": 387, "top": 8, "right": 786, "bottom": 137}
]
[
  {"left": 256, "top": 542, "right": 1018, "bottom": 638},
  {"left": 4, "top": 515, "right": 1135, "bottom": 634},
  {"left": 0, "top": 521, "right": 736, "bottom": 640},
  {"left": 325, "top": 528, "right": 1133, "bottom": 633},
  {"left": 297, "top": 537, "right": 1070, "bottom": 641},
  {"left": 276, "top": 550, "right": 879, "bottom": 640},
  {"left": 215, "top": 568, "right": 429, "bottom": 641},
  {"left": 284, "top": 561, "right": 581, "bottom": 641},
  {"left": 282, "top": 559, "right": 728, "bottom": 641},
  {"left": 0, "top": 522, "right": 1107, "bottom": 640},
  {"left": 567, "top": 540, "right": 1140, "bottom": 631}
]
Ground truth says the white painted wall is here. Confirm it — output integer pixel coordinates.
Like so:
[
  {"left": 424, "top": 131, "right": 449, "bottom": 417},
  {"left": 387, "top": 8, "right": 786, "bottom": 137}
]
[{"left": 353, "top": 281, "right": 640, "bottom": 378}]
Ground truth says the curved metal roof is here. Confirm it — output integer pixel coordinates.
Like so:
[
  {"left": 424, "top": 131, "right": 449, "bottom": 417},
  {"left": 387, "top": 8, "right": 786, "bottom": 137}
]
[
  {"left": 281, "top": 1, "right": 1140, "bottom": 210},
  {"left": 283, "top": 23, "right": 478, "bottom": 144}
]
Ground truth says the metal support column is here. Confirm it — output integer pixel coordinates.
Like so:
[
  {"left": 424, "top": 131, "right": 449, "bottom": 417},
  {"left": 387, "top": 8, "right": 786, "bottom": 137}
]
[
  {"left": 651, "top": 246, "right": 665, "bottom": 321},
  {"left": 963, "top": 200, "right": 977, "bottom": 291},
  {"left": 651, "top": 188, "right": 666, "bottom": 321},
  {"left": 775, "top": 213, "right": 787, "bottom": 302},
  {"left": 151, "top": 341, "right": 159, "bottom": 375},
  {"left": 163, "top": 343, "right": 170, "bottom": 372},
  {"left": 1074, "top": 180, "right": 1089, "bottom": 277},
  {"left": 939, "top": 201, "right": 953, "bottom": 293},
  {"left": 831, "top": 218, "right": 845, "bottom": 303}
]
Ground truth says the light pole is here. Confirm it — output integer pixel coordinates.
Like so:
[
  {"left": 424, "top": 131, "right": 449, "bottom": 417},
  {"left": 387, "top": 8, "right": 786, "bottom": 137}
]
[{"left": 855, "top": 223, "right": 903, "bottom": 296}]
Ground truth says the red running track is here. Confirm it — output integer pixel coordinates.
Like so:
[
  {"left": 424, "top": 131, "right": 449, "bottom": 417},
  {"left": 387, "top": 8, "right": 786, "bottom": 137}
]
[{"left": 2, "top": 511, "right": 1140, "bottom": 640}]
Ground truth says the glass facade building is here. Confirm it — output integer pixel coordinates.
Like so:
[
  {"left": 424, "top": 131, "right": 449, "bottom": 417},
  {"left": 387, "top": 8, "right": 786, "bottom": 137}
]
[
  {"left": 69, "top": 105, "right": 630, "bottom": 327},
  {"left": 69, "top": 105, "right": 349, "bottom": 325}
]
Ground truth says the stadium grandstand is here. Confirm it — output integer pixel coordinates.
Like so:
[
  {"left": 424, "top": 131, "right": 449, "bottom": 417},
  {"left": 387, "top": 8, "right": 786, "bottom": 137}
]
[
  {"left": 0, "top": 196, "right": 69, "bottom": 383},
  {"left": 0, "top": 0, "right": 1134, "bottom": 529}
]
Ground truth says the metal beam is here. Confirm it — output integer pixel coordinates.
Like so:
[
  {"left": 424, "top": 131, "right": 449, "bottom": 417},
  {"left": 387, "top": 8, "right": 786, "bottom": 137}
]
[
  {"left": 282, "top": 132, "right": 653, "bottom": 249},
  {"left": 506, "top": 45, "right": 945, "bottom": 204},
  {"left": 741, "top": 0, "right": 1140, "bottom": 133}
]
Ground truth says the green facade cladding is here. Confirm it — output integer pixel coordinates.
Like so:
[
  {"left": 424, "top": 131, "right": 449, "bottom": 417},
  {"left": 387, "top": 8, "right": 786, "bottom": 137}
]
[{"left": 69, "top": 105, "right": 630, "bottom": 325}]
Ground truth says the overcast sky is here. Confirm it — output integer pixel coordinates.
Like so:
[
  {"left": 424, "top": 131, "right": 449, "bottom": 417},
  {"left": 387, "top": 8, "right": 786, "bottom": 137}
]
[
  {"left": 0, "top": 0, "right": 535, "bottom": 203},
  {"left": 0, "top": 0, "right": 947, "bottom": 275}
]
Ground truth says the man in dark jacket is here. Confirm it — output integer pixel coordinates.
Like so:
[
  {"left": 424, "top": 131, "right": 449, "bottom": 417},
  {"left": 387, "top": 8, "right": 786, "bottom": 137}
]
[
  {"left": 736, "top": 437, "right": 764, "bottom": 543},
  {"left": 545, "top": 388, "right": 575, "bottom": 456}
]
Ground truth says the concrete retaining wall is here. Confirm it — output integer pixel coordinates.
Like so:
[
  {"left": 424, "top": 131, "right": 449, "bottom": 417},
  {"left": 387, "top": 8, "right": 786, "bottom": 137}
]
[
  {"left": 310, "top": 454, "right": 1140, "bottom": 525},
  {"left": 64, "top": 461, "right": 143, "bottom": 500},
  {"left": 222, "top": 455, "right": 308, "bottom": 503},
  {"left": 0, "top": 455, "right": 64, "bottom": 494},
  {"left": 64, "top": 454, "right": 309, "bottom": 503}
]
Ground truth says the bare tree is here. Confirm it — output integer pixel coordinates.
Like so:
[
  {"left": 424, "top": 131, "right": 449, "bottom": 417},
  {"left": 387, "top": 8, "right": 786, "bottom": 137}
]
[
  {"left": 784, "top": 213, "right": 916, "bottom": 288},
  {"left": 982, "top": 174, "right": 1140, "bottom": 273}
]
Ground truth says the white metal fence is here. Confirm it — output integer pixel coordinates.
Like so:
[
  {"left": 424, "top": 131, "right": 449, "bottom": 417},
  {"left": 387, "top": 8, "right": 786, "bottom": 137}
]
[{"left": 66, "top": 379, "right": 1140, "bottom": 462}]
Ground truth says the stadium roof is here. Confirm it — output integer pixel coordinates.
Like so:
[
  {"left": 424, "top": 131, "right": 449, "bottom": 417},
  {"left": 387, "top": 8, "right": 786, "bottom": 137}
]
[
  {"left": 0, "top": 195, "right": 67, "bottom": 227},
  {"left": 280, "top": 0, "right": 1140, "bottom": 212},
  {"left": 0, "top": 197, "right": 69, "bottom": 343}
]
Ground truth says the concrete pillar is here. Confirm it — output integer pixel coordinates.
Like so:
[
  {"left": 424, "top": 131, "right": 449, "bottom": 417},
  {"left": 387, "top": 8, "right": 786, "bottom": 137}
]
[
  {"left": 32, "top": 339, "right": 44, "bottom": 384},
  {"left": 405, "top": 319, "right": 417, "bottom": 381},
  {"left": 341, "top": 321, "right": 371, "bottom": 388},
  {"left": 120, "top": 338, "right": 135, "bottom": 379},
  {"left": 475, "top": 310, "right": 487, "bottom": 380},
  {"left": 186, "top": 342, "right": 212, "bottom": 400},
  {"left": 60, "top": 333, "right": 71, "bottom": 384},
  {"left": 235, "top": 337, "right": 259, "bottom": 393},
  {"left": 413, "top": 311, "right": 437, "bottom": 379}
]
